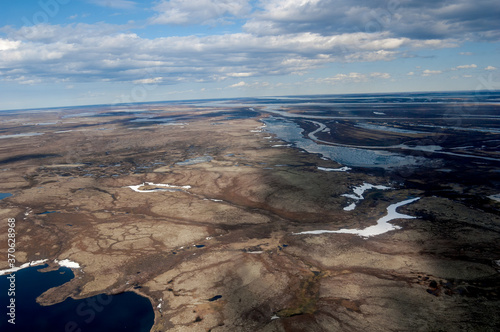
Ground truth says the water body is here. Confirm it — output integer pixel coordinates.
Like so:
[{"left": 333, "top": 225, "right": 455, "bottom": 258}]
[
  {"left": 263, "top": 117, "right": 428, "bottom": 169},
  {"left": 0, "top": 133, "right": 44, "bottom": 139},
  {"left": 176, "top": 155, "right": 213, "bottom": 166},
  {"left": 354, "top": 122, "right": 425, "bottom": 134},
  {"left": 0, "top": 265, "right": 154, "bottom": 332},
  {"left": 0, "top": 193, "right": 12, "bottom": 200}
]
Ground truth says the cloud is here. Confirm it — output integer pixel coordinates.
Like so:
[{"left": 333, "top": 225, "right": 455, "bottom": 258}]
[
  {"left": 453, "top": 64, "right": 477, "bottom": 70},
  {"left": 244, "top": 0, "right": 500, "bottom": 42},
  {"left": 150, "top": 0, "right": 251, "bottom": 25},
  {"left": 229, "top": 81, "right": 248, "bottom": 88},
  {"left": 370, "top": 72, "right": 391, "bottom": 79},
  {"left": 0, "top": 38, "right": 21, "bottom": 51},
  {"left": 485, "top": 66, "right": 497, "bottom": 71},
  {"left": 86, "top": 0, "right": 137, "bottom": 10},
  {"left": 407, "top": 71, "right": 415, "bottom": 76},
  {"left": 422, "top": 69, "right": 442, "bottom": 76},
  {"left": 227, "top": 72, "right": 254, "bottom": 77},
  {"left": 313, "top": 71, "right": 390, "bottom": 84},
  {"left": 133, "top": 77, "right": 164, "bottom": 84},
  {"left": 0, "top": 24, "right": 428, "bottom": 86},
  {"left": 228, "top": 81, "right": 270, "bottom": 88}
]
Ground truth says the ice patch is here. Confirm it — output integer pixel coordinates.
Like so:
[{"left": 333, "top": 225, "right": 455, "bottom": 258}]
[
  {"left": 343, "top": 203, "right": 356, "bottom": 211},
  {"left": 57, "top": 259, "right": 81, "bottom": 269},
  {"left": 341, "top": 183, "right": 391, "bottom": 210},
  {"left": 294, "top": 197, "right": 420, "bottom": 238},
  {"left": 318, "top": 166, "right": 352, "bottom": 172},
  {"left": 128, "top": 182, "right": 191, "bottom": 192},
  {"left": 488, "top": 194, "right": 500, "bottom": 202},
  {"left": 0, "top": 259, "right": 48, "bottom": 276}
]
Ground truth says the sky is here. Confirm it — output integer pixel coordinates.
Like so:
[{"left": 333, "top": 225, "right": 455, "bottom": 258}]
[{"left": 0, "top": 0, "right": 499, "bottom": 110}]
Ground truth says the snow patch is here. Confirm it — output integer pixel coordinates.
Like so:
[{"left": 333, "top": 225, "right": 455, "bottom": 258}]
[
  {"left": 57, "top": 259, "right": 81, "bottom": 269},
  {"left": 0, "top": 259, "right": 48, "bottom": 276},
  {"left": 128, "top": 182, "right": 191, "bottom": 193},
  {"left": 343, "top": 203, "right": 356, "bottom": 211},
  {"left": 294, "top": 197, "right": 421, "bottom": 238},
  {"left": 318, "top": 166, "right": 352, "bottom": 172},
  {"left": 488, "top": 194, "right": 500, "bottom": 202}
]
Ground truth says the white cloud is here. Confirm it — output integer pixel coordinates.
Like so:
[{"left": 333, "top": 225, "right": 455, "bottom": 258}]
[
  {"left": 407, "top": 72, "right": 415, "bottom": 76},
  {"left": 245, "top": 0, "right": 500, "bottom": 42},
  {"left": 453, "top": 64, "right": 477, "bottom": 70},
  {"left": 151, "top": 0, "right": 251, "bottom": 25},
  {"left": 227, "top": 72, "right": 254, "bottom": 77},
  {"left": 0, "top": 24, "right": 429, "bottom": 86},
  {"left": 370, "top": 72, "right": 391, "bottom": 79},
  {"left": 229, "top": 81, "right": 247, "bottom": 88},
  {"left": 228, "top": 81, "right": 270, "bottom": 88},
  {"left": 422, "top": 69, "right": 442, "bottom": 76},
  {"left": 485, "top": 66, "right": 497, "bottom": 71},
  {"left": 0, "top": 38, "right": 21, "bottom": 51},
  {"left": 313, "top": 71, "right": 390, "bottom": 85},
  {"left": 133, "top": 77, "right": 163, "bottom": 84}
]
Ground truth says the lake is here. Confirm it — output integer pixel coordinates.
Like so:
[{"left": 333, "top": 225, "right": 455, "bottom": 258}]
[
  {"left": 0, "top": 193, "right": 12, "bottom": 200},
  {"left": 0, "top": 265, "right": 154, "bottom": 332}
]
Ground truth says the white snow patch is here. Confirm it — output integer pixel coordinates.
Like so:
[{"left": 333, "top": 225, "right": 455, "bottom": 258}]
[
  {"left": 246, "top": 251, "right": 264, "bottom": 254},
  {"left": 488, "top": 194, "right": 500, "bottom": 202},
  {"left": 294, "top": 197, "right": 420, "bottom": 239},
  {"left": 0, "top": 259, "right": 48, "bottom": 276},
  {"left": 343, "top": 203, "right": 357, "bottom": 211},
  {"left": 318, "top": 166, "right": 352, "bottom": 172},
  {"left": 128, "top": 182, "right": 191, "bottom": 193},
  {"left": 271, "top": 314, "right": 280, "bottom": 320},
  {"left": 341, "top": 182, "right": 391, "bottom": 211},
  {"left": 57, "top": 259, "right": 81, "bottom": 269}
]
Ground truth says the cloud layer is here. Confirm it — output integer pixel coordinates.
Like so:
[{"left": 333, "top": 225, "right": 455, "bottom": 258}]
[
  {"left": 0, "top": 0, "right": 498, "bottom": 88},
  {"left": 245, "top": 0, "right": 500, "bottom": 41}
]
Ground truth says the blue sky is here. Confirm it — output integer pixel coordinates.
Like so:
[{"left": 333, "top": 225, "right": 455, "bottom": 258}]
[{"left": 0, "top": 0, "right": 499, "bottom": 110}]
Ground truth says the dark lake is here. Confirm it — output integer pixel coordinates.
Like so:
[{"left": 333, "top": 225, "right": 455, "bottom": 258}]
[{"left": 0, "top": 265, "right": 154, "bottom": 332}]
